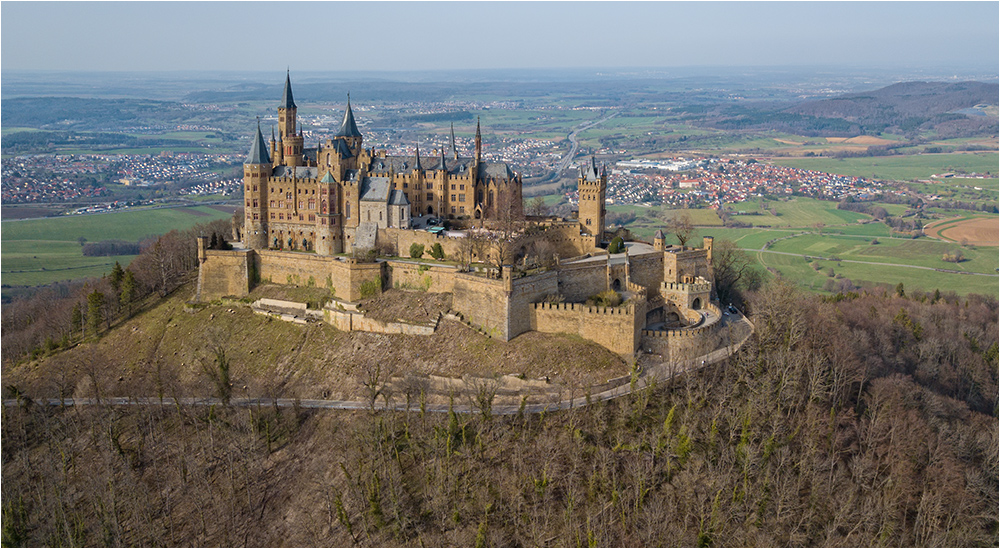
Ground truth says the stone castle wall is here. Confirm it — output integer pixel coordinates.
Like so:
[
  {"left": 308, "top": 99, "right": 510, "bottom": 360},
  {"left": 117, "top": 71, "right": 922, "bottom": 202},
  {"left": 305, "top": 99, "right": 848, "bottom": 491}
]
[
  {"left": 451, "top": 272, "right": 510, "bottom": 340},
  {"left": 529, "top": 301, "right": 645, "bottom": 355},
  {"left": 555, "top": 261, "right": 610, "bottom": 302},
  {"left": 641, "top": 302, "right": 724, "bottom": 359},
  {"left": 196, "top": 249, "right": 252, "bottom": 301},
  {"left": 386, "top": 260, "right": 460, "bottom": 293}
]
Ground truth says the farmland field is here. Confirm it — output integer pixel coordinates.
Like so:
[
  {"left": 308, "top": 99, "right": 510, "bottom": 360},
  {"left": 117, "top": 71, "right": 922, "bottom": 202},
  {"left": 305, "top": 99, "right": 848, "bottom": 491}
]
[
  {"left": 768, "top": 152, "right": 999, "bottom": 182},
  {"left": 1, "top": 205, "right": 233, "bottom": 288}
]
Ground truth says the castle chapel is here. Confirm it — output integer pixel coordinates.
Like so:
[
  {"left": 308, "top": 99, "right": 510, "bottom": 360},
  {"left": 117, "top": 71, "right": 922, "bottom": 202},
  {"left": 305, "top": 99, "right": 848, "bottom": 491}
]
[{"left": 242, "top": 72, "right": 523, "bottom": 255}]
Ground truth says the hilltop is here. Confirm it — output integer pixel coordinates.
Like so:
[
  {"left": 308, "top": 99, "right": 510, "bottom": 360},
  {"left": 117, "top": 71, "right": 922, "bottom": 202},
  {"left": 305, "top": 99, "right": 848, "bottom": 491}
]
[
  {"left": 3, "top": 283, "right": 996, "bottom": 547},
  {"left": 2, "top": 279, "right": 630, "bottom": 405}
]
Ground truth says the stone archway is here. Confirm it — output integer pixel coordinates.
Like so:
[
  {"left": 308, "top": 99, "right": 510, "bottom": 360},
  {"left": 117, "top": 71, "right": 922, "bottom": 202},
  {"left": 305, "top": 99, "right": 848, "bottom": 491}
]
[
  {"left": 692, "top": 297, "right": 702, "bottom": 310},
  {"left": 612, "top": 278, "right": 622, "bottom": 291}
]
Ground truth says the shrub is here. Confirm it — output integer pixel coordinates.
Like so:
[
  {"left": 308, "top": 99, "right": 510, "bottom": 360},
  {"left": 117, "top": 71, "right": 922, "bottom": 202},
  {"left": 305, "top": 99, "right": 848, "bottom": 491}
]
[
  {"left": 607, "top": 236, "right": 625, "bottom": 254},
  {"left": 430, "top": 243, "right": 445, "bottom": 260},
  {"left": 409, "top": 243, "right": 425, "bottom": 259},
  {"left": 586, "top": 290, "right": 622, "bottom": 308}
]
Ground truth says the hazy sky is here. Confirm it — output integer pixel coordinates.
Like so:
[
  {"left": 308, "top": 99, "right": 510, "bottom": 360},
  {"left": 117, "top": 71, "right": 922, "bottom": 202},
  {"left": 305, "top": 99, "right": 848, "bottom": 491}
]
[{"left": 2, "top": 2, "right": 997, "bottom": 73}]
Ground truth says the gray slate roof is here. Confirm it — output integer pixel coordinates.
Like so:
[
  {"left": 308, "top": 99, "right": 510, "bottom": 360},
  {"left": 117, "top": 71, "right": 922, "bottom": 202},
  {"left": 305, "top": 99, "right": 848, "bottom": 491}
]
[
  {"left": 280, "top": 72, "right": 297, "bottom": 110},
  {"left": 389, "top": 189, "right": 410, "bottom": 206},
  {"left": 478, "top": 161, "right": 516, "bottom": 180},
  {"left": 335, "top": 99, "right": 363, "bottom": 138},
  {"left": 245, "top": 124, "right": 271, "bottom": 165},
  {"left": 582, "top": 156, "right": 601, "bottom": 182},
  {"left": 360, "top": 176, "right": 392, "bottom": 202}
]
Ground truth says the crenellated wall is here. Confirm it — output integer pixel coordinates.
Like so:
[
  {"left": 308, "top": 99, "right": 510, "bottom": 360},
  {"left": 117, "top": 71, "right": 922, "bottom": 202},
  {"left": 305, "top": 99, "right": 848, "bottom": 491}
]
[{"left": 530, "top": 300, "right": 645, "bottom": 355}]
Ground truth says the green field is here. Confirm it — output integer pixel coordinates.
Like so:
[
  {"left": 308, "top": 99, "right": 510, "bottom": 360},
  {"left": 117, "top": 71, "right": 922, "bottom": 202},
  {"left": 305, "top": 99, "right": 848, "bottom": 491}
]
[
  {"left": 770, "top": 152, "right": 998, "bottom": 182},
  {"left": 619, "top": 196, "right": 999, "bottom": 296},
  {"left": 2, "top": 205, "right": 233, "bottom": 288},
  {"left": 726, "top": 197, "right": 872, "bottom": 227}
]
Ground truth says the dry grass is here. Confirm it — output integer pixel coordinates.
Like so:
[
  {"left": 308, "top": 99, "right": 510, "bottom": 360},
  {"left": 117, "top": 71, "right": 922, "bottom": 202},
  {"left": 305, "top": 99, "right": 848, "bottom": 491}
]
[
  {"left": 4, "top": 281, "right": 628, "bottom": 403},
  {"left": 926, "top": 216, "right": 999, "bottom": 246}
]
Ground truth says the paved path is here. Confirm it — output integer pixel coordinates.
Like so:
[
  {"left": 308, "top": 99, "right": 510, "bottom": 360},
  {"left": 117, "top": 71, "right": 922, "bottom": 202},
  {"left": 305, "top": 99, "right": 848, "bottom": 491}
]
[{"left": 4, "top": 318, "right": 754, "bottom": 415}]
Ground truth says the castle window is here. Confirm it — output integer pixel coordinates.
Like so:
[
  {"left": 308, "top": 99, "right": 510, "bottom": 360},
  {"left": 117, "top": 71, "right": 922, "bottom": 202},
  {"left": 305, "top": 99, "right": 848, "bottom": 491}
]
[
  {"left": 278, "top": 201, "right": 284, "bottom": 208},
  {"left": 270, "top": 213, "right": 275, "bottom": 220},
  {"left": 451, "top": 184, "right": 456, "bottom": 190},
  {"left": 586, "top": 219, "right": 591, "bottom": 225},
  {"left": 299, "top": 200, "right": 304, "bottom": 209},
  {"left": 403, "top": 183, "right": 408, "bottom": 189},
  {"left": 308, "top": 199, "right": 315, "bottom": 210},
  {"left": 460, "top": 184, "right": 465, "bottom": 190},
  {"left": 321, "top": 200, "right": 327, "bottom": 213},
  {"left": 451, "top": 194, "right": 456, "bottom": 201},
  {"left": 299, "top": 215, "right": 304, "bottom": 221},
  {"left": 451, "top": 206, "right": 456, "bottom": 214},
  {"left": 308, "top": 214, "right": 315, "bottom": 222},
  {"left": 459, "top": 194, "right": 465, "bottom": 202},
  {"left": 253, "top": 213, "right": 258, "bottom": 220},
  {"left": 346, "top": 204, "right": 351, "bottom": 219},
  {"left": 379, "top": 211, "right": 382, "bottom": 221},
  {"left": 253, "top": 185, "right": 257, "bottom": 192},
  {"left": 286, "top": 192, "right": 292, "bottom": 200},
  {"left": 367, "top": 211, "right": 371, "bottom": 221},
  {"left": 426, "top": 183, "right": 432, "bottom": 190},
  {"left": 252, "top": 199, "right": 258, "bottom": 208},
  {"left": 426, "top": 193, "right": 433, "bottom": 201},
  {"left": 279, "top": 213, "right": 284, "bottom": 220},
  {"left": 321, "top": 218, "right": 327, "bottom": 225},
  {"left": 246, "top": 200, "right": 250, "bottom": 208},
  {"left": 270, "top": 200, "right": 276, "bottom": 207},
  {"left": 459, "top": 206, "right": 465, "bottom": 214}
]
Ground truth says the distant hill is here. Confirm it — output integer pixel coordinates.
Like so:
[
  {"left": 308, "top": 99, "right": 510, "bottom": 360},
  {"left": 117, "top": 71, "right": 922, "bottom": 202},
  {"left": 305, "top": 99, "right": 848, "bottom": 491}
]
[
  {"left": 704, "top": 81, "right": 998, "bottom": 138},
  {"left": 785, "top": 81, "right": 998, "bottom": 136}
]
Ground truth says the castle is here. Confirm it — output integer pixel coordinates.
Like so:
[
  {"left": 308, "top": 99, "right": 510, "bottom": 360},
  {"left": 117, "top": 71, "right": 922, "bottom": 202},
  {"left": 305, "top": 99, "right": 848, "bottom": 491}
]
[
  {"left": 199, "top": 74, "right": 726, "bottom": 359},
  {"left": 240, "top": 72, "right": 523, "bottom": 255}
]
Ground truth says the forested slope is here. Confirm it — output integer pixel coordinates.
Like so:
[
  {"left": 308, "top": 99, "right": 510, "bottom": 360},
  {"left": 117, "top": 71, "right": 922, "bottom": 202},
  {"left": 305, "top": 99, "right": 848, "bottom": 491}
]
[{"left": 3, "top": 283, "right": 996, "bottom": 547}]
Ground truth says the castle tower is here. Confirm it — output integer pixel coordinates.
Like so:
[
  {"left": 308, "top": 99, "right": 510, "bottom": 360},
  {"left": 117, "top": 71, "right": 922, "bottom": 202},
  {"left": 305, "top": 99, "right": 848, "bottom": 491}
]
[
  {"left": 474, "top": 117, "right": 482, "bottom": 164},
  {"left": 243, "top": 121, "right": 272, "bottom": 249},
  {"left": 334, "top": 95, "right": 363, "bottom": 155},
  {"left": 578, "top": 156, "right": 607, "bottom": 240},
  {"left": 653, "top": 229, "right": 665, "bottom": 251},
  {"left": 703, "top": 236, "right": 714, "bottom": 263},
  {"left": 315, "top": 171, "right": 343, "bottom": 255},
  {"left": 278, "top": 71, "right": 304, "bottom": 166},
  {"left": 451, "top": 122, "right": 459, "bottom": 159}
]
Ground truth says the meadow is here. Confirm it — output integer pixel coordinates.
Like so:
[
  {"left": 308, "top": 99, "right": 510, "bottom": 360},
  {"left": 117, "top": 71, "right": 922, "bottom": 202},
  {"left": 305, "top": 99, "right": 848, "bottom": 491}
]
[
  {"left": 769, "top": 152, "right": 998, "bottom": 181},
  {"left": 1, "top": 205, "right": 233, "bottom": 288}
]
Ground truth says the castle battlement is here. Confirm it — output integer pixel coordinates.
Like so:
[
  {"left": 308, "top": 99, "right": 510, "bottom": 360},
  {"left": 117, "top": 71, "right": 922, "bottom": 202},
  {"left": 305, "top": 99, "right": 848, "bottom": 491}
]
[
  {"left": 661, "top": 281, "right": 712, "bottom": 293},
  {"left": 532, "top": 301, "right": 637, "bottom": 315}
]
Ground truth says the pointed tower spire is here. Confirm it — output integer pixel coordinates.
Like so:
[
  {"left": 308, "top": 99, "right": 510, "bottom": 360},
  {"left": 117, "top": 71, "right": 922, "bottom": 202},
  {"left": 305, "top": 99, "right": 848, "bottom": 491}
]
[
  {"left": 439, "top": 146, "right": 448, "bottom": 171},
  {"left": 280, "top": 70, "right": 297, "bottom": 110},
  {"left": 474, "top": 117, "right": 482, "bottom": 163},
  {"left": 450, "top": 122, "right": 459, "bottom": 159},
  {"left": 335, "top": 94, "right": 362, "bottom": 137},
  {"left": 414, "top": 142, "right": 423, "bottom": 171},
  {"left": 245, "top": 118, "right": 271, "bottom": 165}
]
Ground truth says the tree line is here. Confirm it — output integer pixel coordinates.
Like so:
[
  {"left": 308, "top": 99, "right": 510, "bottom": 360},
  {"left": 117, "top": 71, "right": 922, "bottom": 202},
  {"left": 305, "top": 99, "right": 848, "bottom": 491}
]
[
  {"left": 2, "top": 282, "right": 995, "bottom": 546},
  {"left": 1, "top": 218, "right": 230, "bottom": 366}
]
